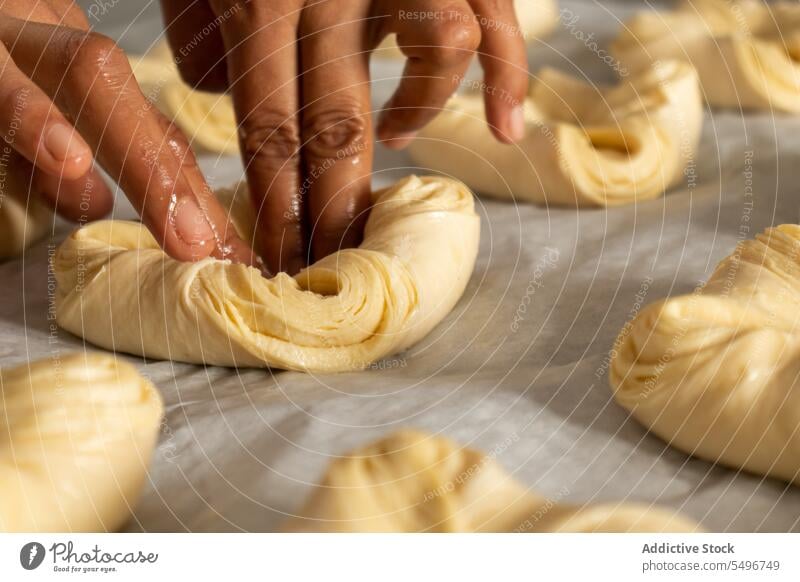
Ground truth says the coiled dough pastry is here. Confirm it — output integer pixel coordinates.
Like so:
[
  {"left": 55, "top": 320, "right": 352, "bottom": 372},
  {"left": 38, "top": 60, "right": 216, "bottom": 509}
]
[
  {"left": 612, "top": 0, "right": 800, "bottom": 112},
  {"left": 375, "top": 0, "right": 559, "bottom": 59},
  {"left": 54, "top": 175, "right": 480, "bottom": 372},
  {"left": 284, "top": 430, "right": 700, "bottom": 532},
  {"left": 407, "top": 61, "right": 702, "bottom": 206},
  {"left": 0, "top": 353, "right": 163, "bottom": 532},
  {"left": 610, "top": 225, "right": 800, "bottom": 485},
  {"left": 129, "top": 44, "right": 238, "bottom": 155}
]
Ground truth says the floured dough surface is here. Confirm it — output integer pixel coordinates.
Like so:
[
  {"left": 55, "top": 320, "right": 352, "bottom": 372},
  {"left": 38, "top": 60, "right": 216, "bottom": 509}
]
[
  {"left": 54, "top": 176, "right": 480, "bottom": 372},
  {"left": 284, "top": 430, "right": 700, "bottom": 532},
  {"left": 407, "top": 61, "right": 702, "bottom": 206},
  {"left": 612, "top": 0, "right": 800, "bottom": 112},
  {"left": 0, "top": 353, "right": 163, "bottom": 532},
  {"left": 610, "top": 225, "right": 800, "bottom": 485}
]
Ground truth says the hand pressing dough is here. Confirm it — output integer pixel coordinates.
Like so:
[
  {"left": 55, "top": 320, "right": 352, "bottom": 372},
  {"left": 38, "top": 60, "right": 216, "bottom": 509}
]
[
  {"left": 375, "top": 0, "right": 558, "bottom": 59},
  {"left": 407, "top": 61, "right": 702, "bottom": 207},
  {"left": 610, "top": 225, "right": 800, "bottom": 485},
  {"left": 0, "top": 353, "right": 163, "bottom": 532},
  {"left": 54, "top": 176, "right": 480, "bottom": 372},
  {"left": 612, "top": 0, "right": 800, "bottom": 112},
  {"left": 284, "top": 430, "right": 700, "bottom": 532},
  {"left": 129, "top": 44, "right": 238, "bottom": 155}
]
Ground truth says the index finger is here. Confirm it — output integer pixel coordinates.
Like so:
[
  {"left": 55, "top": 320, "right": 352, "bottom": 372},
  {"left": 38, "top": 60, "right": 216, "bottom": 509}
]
[{"left": 0, "top": 18, "right": 255, "bottom": 265}]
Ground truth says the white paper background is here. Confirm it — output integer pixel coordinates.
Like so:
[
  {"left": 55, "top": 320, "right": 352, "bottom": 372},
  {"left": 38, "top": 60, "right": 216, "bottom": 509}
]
[{"left": 3, "top": 0, "right": 797, "bottom": 531}]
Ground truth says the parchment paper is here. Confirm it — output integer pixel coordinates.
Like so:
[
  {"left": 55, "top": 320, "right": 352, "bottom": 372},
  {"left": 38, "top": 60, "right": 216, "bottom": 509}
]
[{"left": 4, "top": 0, "right": 797, "bottom": 531}]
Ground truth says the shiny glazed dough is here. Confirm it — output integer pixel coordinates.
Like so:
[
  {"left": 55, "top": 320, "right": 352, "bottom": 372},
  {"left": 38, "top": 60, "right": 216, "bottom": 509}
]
[
  {"left": 284, "top": 430, "right": 700, "bottom": 532},
  {"left": 375, "top": 0, "right": 559, "bottom": 59},
  {"left": 0, "top": 353, "right": 163, "bottom": 532},
  {"left": 610, "top": 225, "right": 800, "bottom": 485},
  {"left": 612, "top": 0, "right": 800, "bottom": 112},
  {"left": 407, "top": 61, "right": 701, "bottom": 207},
  {"left": 54, "top": 176, "right": 480, "bottom": 372}
]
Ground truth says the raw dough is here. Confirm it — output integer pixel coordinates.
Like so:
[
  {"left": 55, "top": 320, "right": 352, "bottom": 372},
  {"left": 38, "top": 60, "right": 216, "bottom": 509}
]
[
  {"left": 610, "top": 225, "right": 800, "bottom": 485},
  {"left": 612, "top": 0, "right": 800, "bottom": 112},
  {"left": 54, "top": 175, "right": 480, "bottom": 372},
  {"left": 129, "top": 44, "right": 238, "bottom": 155},
  {"left": 0, "top": 171, "right": 52, "bottom": 260},
  {"left": 407, "top": 61, "right": 702, "bottom": 206},
  {"left": 0, "top": 353, "right": 163, "bottom": 532},
  {"left": 376, "top": 0, "right": 559, "bottom": 59},
  {"left": 284, "top": 430, "right": 700, "bottom": 532}
]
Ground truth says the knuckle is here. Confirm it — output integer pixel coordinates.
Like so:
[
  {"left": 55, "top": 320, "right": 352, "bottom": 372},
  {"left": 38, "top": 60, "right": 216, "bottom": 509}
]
[
  {"left": 427, "top": 18, "right": 481, "bottom": 64},
  {"left": 302, "top": 105, "right": 366, "bottom": 161},
  {"left": 240, "top": 116, "right": 301, "bottom": 170},
  {"left": 62, "top": 31, "right": 127, "bottom": 72}
]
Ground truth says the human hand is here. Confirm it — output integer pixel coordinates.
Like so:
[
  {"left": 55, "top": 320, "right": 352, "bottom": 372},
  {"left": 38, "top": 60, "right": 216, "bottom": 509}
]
[{"left": 161, "top": 0, "right": 529, "bottom": 274}]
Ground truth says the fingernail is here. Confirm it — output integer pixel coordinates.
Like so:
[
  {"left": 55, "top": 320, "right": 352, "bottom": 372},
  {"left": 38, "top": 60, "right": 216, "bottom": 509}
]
[
  {"left": 45, "top": 124, "right": 91, "bottom": 162},
  {"left": 381, "top": 131, "right": 417, "bottom": 150},
  {"left": 172, "top": 196, "right": 216, "bottom": 248},
  {"left": 508, "top": 106, "right": 526, "bottom": 142}
]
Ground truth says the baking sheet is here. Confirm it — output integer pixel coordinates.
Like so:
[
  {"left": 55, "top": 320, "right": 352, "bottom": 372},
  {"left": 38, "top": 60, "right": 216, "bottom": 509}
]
[{"left": 4, "top": 0, "right": 799, "bottom": 531}]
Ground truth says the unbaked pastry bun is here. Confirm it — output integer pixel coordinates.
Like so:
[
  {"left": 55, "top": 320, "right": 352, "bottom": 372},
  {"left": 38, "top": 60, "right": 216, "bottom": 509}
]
[
  {"left": 284, "top": 430, "right": 700, "bottom": 532},
  {"left": 0, "top": 353, "right": 163, "bottom": 532},
  {"left": 407, "top": 61, "right": 702, "bottom": 206},
  {"left": 610, "top": 225, "right": 800, "bottom": 485},
  {"left": 612, "top": 0, "right": 800, "bottom": 112},
  {"left": 54, "top": 176, "right": 479, "bottom": 372}
]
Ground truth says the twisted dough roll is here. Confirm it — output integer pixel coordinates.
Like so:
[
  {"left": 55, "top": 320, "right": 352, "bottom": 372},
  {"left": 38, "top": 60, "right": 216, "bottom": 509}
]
[
  {"left": 407, "top": 61, "right": 702, "bottom": 207},
  {"left": 0, "top": 167, "right": 52, "bottom": 260},
  {"left": 610, "top": 225, "right": 800, "bottom": 485},
  {"left": 54, "top": 176, "right": 479, "bottom": 372},
  {"left": 0, "top": 353, "right": 163, "bottom": 532},
  {"left": 285, "top": 430, "right": 699, "bottom": 532},
  {"left": 612, "top": 0, "right": 800, "bottom": 112},
  {"left": 376, "top": 0, "right": 559, "bottom": 59}
]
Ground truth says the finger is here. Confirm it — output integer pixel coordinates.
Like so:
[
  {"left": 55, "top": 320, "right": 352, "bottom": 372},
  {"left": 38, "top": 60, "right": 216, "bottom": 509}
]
[
  {"left": 299, "top": 3, "right": 372, "bottom": 261},
  {"left": 45, "top": 0, "right": 91, "bottom": 28},
  {"left": 376, "top": 0, "right": 481, "bottom": 148},
  {"left": 0, "top": 18, "right": 255, "bottom": 265},
  {"left": 0, "top": 43, "right": 93, "bottom": 180},
  {"left": 34, "top": 166, "right": 114, "bottom": 222},
  {"left": 215, "top": 1, "right": 306, "bottom": 274},
  {"left": 160, "top": 0, "right": 228, "bottom": 92},
  {"left": 469, "top": 0, "right": 529, "bottom": 143}
]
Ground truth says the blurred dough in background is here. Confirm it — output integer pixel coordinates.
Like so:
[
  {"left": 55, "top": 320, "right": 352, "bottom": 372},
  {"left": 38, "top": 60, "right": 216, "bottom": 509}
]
[
  {"left": 611, "top": 225, "right": 800, "bottom": 486},
  {"left": 612, "top": 0, "right": 800, "bottom": 112},
  {"left": 375, "top": 0, "right": 559, "bottom": 59},
  {"left": 0, "top": 353, "right": 163, "bottom": 532},
  {"left": 54, "top": 176, "right": 480, "bottom": 373},
  {"left": 407, "top": 61, "right": 702, "bottom": 207},
  {"left": 129, "top": 42, "right": 239, "bottom": 155},
  {"left": 284, "top": 429, "right": 701, "bottom": 532}
]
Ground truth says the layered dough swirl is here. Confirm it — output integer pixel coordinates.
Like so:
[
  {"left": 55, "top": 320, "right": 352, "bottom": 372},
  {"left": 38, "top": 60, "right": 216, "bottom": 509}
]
[
  {"left": 376, "top": 0, "right": 558, "bottom": 59},
  {"left": 407, "top": 61, "right": 702, "bottom": 206},
  {"left": 0, "top": 353, "right": 163, "bottom": 532},
  {"left": 54, "top": 176, "right": 480, "bottom": 372},
  {"left": 610, "top": 225, "right": 800, "bottom": 485},
  {"left": 285, "top": 430, "right": 700, "bottom": 532},
  {"left": 612, "top": 0, "right": 800, "bottom": 112}
]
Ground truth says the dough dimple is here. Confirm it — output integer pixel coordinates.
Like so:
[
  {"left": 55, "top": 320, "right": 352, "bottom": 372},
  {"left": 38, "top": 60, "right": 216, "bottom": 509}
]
[
  {"left": 0, "top": 353, "right": 163, "bottom": 532},
  {"left": 54, "top": 176, "right": 480, "bottom": 372},
  {"left": 284, "top": 429, "right": 700, "bottom": 532},
  {"left": 612, "top": 0, "right": 800, "bottom": 112},
  {"left": 407, "top": 61, "right": 702, "bottom": 207},
  {"left": 610, "top": 225, "right": 800, "bottom": 485}
]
